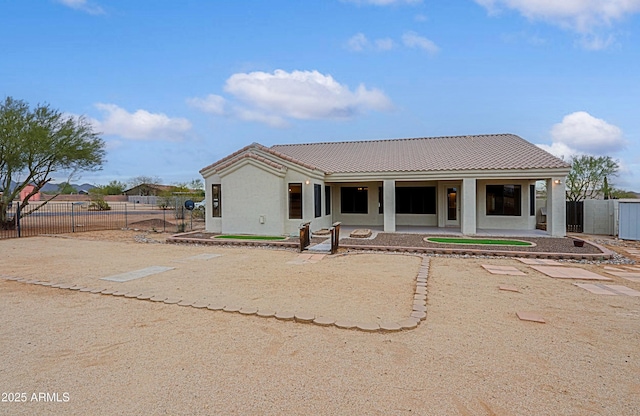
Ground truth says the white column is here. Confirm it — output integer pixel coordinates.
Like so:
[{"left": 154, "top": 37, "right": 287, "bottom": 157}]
[
  {"left": 383, "top": 180, "right": 396, "bottom": 232},
  {"left": 546, "top": 177, "right": 566, "bottom": 237},
  {"left": 461, "top": 178, "right": 477, "bottom": 235}
]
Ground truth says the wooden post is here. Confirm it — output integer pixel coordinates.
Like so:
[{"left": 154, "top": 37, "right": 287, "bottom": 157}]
[
  {"left": 299, "top": 222, "right": 311, "bottom": 252},
  {"left": 330, "top": 222, "right": 341, "bottom": 254}
]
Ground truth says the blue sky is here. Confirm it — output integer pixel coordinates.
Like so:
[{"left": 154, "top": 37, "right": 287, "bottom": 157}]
[{"left": 1, "top": 0, "right": 639, "bottom": 191}]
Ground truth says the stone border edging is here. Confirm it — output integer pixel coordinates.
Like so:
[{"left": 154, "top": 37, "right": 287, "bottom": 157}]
[
  {"left": 167, "top": 232, "right": 299, "bottom": 249},
  {"left": 341, "top": 239, "right": 614, "bottom": 260},
  {"left": 0, "top": 254, "right": 429, "bottom": 333}
]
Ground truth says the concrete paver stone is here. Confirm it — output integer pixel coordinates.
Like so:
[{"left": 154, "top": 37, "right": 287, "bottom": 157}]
[
  {"left": 294, "top": 312, "right": 315, "bottom": 322},
  {"left": 275, "top": 311, "right": 295, "bottom": 321},
  {"left": 100, "top": 266, "right": 175, "bottom": 282},
  {"left": 574, "top": 283, "right": 617, "bottom": 295},
  {"left": 356, "top": 322, "right": 380, "bottom": 332},
  {"left": 256, "top": 309, "right": 276, "bottom": 318},
  {"left": 482, "top": 265, "right": 527, "bottom": 276},
  {"left": 313, "top": 316, "right": 335, "bottom": 326},
  {"left": 516, "top": 311, "right": 546, "bottom": 323},
  {"left": 379, "top": 322, "right": 402, "bottom": 332},
  {"left": 516, "top": 258, "right": 563, "bottom": 266},
  {"left": 530, "top": 266, "right": 613, "bottom": 280},
  {"left": 334, "top": 320, "right": 356, "bottom": 329}
]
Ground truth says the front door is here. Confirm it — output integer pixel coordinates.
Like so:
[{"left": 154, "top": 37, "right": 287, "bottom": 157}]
[{"left": 446, "top": 187, "right": 459, "bottom": 226}]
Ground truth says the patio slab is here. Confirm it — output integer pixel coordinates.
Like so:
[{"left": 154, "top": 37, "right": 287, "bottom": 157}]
[
  {"left": 516, "top": 311, "right": 545, "bottom": 323},
  {"left": 101, "top": 266, "right": 175, "bottom": 282},
  {"left": 516, "top": 258, "right": 563, "bottom": 266},
  {"left": 603, "top": 271, "right": 640, "bottom": 278},
  {"left": 530, "top": 266, "right": 613, "bottom": 281},
  {"left": 574, "top": 283, "right": 640, "bottom": 297},
  {"left": 481, "top": 265, "right": 526, "bottom": 276}
]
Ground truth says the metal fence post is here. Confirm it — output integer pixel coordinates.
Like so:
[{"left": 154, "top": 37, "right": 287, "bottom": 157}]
[
  {"left": 125, "top": 203, "right": 128, "bottom": 229},
  {"left": 16, "top": 201, "right": 21, "bottom": 238},
  {"left": 71, "top": 202, "right": 75, "bottom": 233}
]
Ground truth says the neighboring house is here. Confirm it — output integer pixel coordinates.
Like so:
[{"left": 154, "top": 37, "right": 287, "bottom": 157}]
[
  {"left": 19, "top": 184, "right": 41, "bottom": 202},
  {"left": 200, "top": 134, "right": 571, "bottom": 237},
  {"left": 124, "top": 184, "right": 175, "bottom": 196}
]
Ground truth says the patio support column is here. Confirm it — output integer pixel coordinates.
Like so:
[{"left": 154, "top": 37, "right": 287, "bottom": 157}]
[
  {"left": 461, "top": 178, "right": 477, "bottom": 235},
  {"left": 383, "top": 179, "right": 396, "bottom": 232},
  {"left": 546, "top": 177, "right": 566, "bottom": 237}
]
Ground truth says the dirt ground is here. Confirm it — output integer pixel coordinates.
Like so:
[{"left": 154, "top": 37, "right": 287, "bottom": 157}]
[{"left": 1, "top": 231, "right": 639, "bottom": 415}]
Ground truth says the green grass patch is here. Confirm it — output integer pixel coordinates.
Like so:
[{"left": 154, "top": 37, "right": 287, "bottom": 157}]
[
  {"left": 425, "top": 237, "right": 533, "bottom": 246},
  {"left": 214, "top": 235, "right": 286, "bottom": 241}
]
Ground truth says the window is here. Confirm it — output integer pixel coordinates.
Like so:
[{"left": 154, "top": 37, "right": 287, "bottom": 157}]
[
  {"left": 325, "top": 185, "right": 331, "bottom": 216},
  {"left": 486, "top": 185, "right": 521, "bottom": 216},
  {"left": 211, "top": 184, "right": 221, "bottom": 217},
  {"left": 530, "top": 184, "right": 535, "bottom": 216},
  {"left": 396, "top": 187, "right": 436, "bottom": 214},
  {"left": 314, "top": 184, "right": 322, "bottom": 218},
  {"left": 341, "top": 187, "right": 368, "bottom": 214},
  {"left": 289, "top": 183, "right": 302, "bottom": 219}
]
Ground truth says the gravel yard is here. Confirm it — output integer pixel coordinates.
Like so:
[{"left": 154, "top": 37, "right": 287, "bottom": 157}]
[
  {"left": 341, "top": 233, "right": 604, "bottom": 254},
  {"left": 0, "top": 231, "right": 639, "bottom": 415}
]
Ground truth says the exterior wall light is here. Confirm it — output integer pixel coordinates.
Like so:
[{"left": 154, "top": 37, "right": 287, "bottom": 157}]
[
  {"left": 305, "top": 180, "right": 310, "bottom": 185},
  {"left": 554, "top": 179, "right": 561, "bottom": 184}
]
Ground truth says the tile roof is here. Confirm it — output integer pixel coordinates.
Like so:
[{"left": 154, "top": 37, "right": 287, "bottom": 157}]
[
  {"left": 270, "top": 134, "right": 569, "bottom": 174},
  {"left": 200, "top": 142, "right": 320, "bottom": 174}
]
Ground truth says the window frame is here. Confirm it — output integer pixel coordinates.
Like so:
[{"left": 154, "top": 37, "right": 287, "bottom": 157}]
[
  {"left": 288, "top": 183, "right": 302, "bottom": 219},
  {"left": 486, "top": 184, "right": 522, "bottom": 216},
  {"left": 340, "top": 187, "right": 369, "bottom": 214},
  {"left": 314, "top": 184, "right": 322, "bottom": 218},
  {"left": 395, "top": 186, "right": 437, "bottom": 215},
  {"left": 211, "top": 184, "right": 221, "bottom": 218}
]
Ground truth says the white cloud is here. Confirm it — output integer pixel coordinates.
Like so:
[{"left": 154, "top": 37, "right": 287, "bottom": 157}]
[
  {"left": 346, "top": 33, "right": 396, "bottom": 51},
  {"left": 93, "top": 103, "right": 191, "bottom": 141},
  {"left": 375, "top": 38, "right": 396, "bottom": 50},
  {"left": 223, "top": 70, "right": 392, "bottom": 122},
  {"left": 347, "top": 33, "right": 370, "bottom": 51},
  {"left": 475, "top": 0, "right": 640, "bottom": 30},
  {"left": 537, "top": 111, "right": 627, "bottom": 158},
  {"left": 56, "top": 0, "right": 104, "bottom": 15},
  {"left": 475, "top": 0, "right": 640, "bottom": 48},
  {"left": 550, "top": 111, "right": 627, "bottom": 154},
  {"left": 535, "top": 142, "right": 576, "bottom": 159},
  {"left": 186, "top": 94, "right": 226, "bottom": 115},
  {"left": 342, "top": 0, "right": 421, "bottom": 5},
  {"left": 402, "top": 31, "right": 439, "bottom": 54}
]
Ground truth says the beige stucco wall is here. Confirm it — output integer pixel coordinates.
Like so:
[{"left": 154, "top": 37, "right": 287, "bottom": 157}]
[
  {"left": 282, "top": 169, "right": 332, "bottom": 235},
  {"left": 476, "top": 179, "right": 537, "bottom": 230},
  {"left": 203, "top": 161, "right": 332, "bottom": 236},
  {"left": 219, "top": 163, "right": 286, "bottom": 235}
]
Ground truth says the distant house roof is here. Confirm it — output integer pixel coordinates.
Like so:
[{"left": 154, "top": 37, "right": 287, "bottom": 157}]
[{"left": 201, "top": 134, "right": 570, "bottom": 176}]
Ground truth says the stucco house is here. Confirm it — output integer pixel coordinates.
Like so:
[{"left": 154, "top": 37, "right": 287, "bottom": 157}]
[{"left": 199, "top": 134, "right": 571, "bottom": 237}]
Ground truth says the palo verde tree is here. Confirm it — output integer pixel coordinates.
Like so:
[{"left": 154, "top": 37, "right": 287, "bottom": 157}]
[
  {"left": 565, "top": 155, "right": 619, "bottom": 202},
  {"left": 0, "top": 97, "right": 105, "bottom": 229}
]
